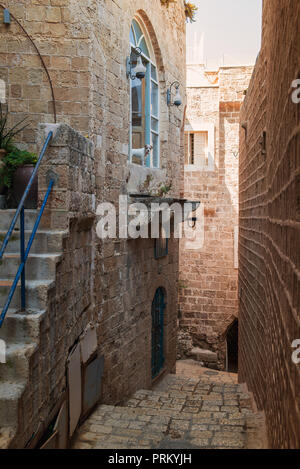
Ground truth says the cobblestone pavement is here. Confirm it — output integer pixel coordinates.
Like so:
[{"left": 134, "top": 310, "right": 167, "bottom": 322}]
[
  {"left": 72, "top": 361, "right": 266, "bottom": 449},
  {"left": 176, "top": 360, "right": 238, "bottom": 384}
]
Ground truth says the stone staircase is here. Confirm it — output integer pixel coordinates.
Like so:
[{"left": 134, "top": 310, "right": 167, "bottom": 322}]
[
  {"left": 72, "top": 372, "right": 267, "bottom": 449},
  {"left": 0, "top": 209, "right": 65, "bottom": 448}
]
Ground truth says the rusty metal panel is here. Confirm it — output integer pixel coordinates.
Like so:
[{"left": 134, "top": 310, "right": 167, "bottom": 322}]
[
  {"left": 80, "top": 325, "right": 97, "bottom": 365},
  {"left": 82, "top": 355, "right": 104, "bottom": 418},
  {"left": 67, "top": 344, "right": 82, "bottom": 437}
]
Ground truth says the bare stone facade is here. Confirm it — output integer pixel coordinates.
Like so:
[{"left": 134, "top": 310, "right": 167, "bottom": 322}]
[
  {"left": 178, "top": 65, "right": 253, "bottom": 369},
  {"left": 239, "top": 0, "right": 300, "bottom": 449},
  {"left": 0, "top": 0, "right": 186, "bottom": 448}
]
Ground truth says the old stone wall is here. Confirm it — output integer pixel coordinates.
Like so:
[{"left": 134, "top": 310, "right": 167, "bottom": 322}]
[
  {"left": 0, "top": 0, "right": 185, "bottom": 197},
  {"left": 239, "top": 0, "right": 300, "bottom": 449},
  {"left": 0, "top": 0, "right": 186, "bottom": 447},
  {"left": 179, "top": 66, "right": 253, "bottom": 368},
  {"left": 12, "top": 124, "right": 96, "bottom": 448}
]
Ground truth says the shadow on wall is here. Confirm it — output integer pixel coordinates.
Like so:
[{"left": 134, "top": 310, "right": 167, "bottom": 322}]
[{"left": 226, "top": 319, "right": 238, "bottom": 373}]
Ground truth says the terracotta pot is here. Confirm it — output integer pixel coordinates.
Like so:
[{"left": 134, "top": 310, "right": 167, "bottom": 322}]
[
  {"left": 12, "top": 165, "right": 38, "bottom": 209},
  {"left": 0, "top": 149, "right": 6, "bottom": 195}
]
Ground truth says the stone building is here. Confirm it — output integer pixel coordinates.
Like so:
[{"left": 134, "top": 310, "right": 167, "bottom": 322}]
[
  {"left": 0, "top": 0, "right": 186, "bottom": 448},
  {"left": 239, "top": 0, "right": 300, "bottom": 449},
  {"left": 178, "top": 64, "right": 253, "bottom": 370}
]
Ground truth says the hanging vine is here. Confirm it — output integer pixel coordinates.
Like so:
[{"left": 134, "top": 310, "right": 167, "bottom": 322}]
[{"left": 160, "top": 0, "right": 198, "bottom": 23}]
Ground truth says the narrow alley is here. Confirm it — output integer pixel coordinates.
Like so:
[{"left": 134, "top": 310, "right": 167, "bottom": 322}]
[{"left": 0, "top": 0, "right": 299, "bottom": 453}]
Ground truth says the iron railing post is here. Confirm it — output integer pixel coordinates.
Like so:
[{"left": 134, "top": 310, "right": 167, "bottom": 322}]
[
  {"left": 20, "top": 206, "right": 26, "bottom": 311},
  {"left": 0, "top": 131, "right": 54, "bottom": 328},
  {"left": 0, "top": 179, "right": 55, "bottom": 328}
]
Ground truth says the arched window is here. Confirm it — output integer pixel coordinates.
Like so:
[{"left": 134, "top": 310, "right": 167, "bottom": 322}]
[{"left": 129, "top": 18, "right": 159, "bottom": 168}]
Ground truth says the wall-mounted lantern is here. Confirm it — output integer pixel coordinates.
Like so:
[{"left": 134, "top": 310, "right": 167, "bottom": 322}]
[
  {"left": 126, "top": 47, "right": 146, "bottom": 80},
  {"left": 188, "top": 217, "right": 197, "bottom": 229},
  {"left": 167, "top": 81, "right": 182, "bottom": 107}
]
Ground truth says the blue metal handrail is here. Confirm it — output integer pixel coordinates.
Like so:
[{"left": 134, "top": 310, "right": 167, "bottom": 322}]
[{"left": 0, "top": 131, "right": 54, "bottom": 328}]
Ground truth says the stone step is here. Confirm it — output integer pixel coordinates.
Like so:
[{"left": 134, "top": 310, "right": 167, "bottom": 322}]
[
  {"left": 0, "top": 230, "right": 66, "bottom": 255},
  {"left": 0, "top": 381, "right": 25, "bottom": 428},
  {"left": 0, "top": 427, "right": 15, "bottom": 450},
  {"left": 190, "top": 347, "right": 218, "bottom": 365},
  {"left": 72, "top": 373, "right": 265, "bottom": 450},
  {"left": 127, "top": 388, "right": 252, "bottom": 414},
  {"left": 0, "top": 342, "right": 37, "bottom": 381},
  {"left": 0, "top": 210, "right": 49, "bottom": 232},
  {"left": 0, "top": 279, "right": 54, "bottom": 310},
  {"left": 0, "top": 309, "right": 44, "bottom": 344},
  {"left": 73, "top": 398, "right": 251, "bottom": 449},
  {"left": 0, "top": 253, "right": 62, "bottom": 280}
]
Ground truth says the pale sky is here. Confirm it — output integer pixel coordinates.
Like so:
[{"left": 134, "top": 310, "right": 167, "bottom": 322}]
[{"left": 187, "top": 0, "right": 262, "bottom": 68}]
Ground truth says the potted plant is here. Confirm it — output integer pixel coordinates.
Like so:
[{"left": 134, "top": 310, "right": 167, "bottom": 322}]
[
  {"left": 2, "top": 147, "right": 38, "bottom": 209},
  {"left": 0, "top": 102, "right": 32, "bottom": 208},
  {"left": 0, "top": 103, "right": 28, "bottom": 199}
]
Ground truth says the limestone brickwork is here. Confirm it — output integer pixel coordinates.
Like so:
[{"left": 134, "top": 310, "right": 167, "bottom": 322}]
[
  {"left": 0, "top": 0, "right": 186, "bottom": 447},
  {"left": 178, "top": 66, "right": 253, "bottom": 369},
  {"left": 239, "top": 0, "right": 300, "bottom": 449}
]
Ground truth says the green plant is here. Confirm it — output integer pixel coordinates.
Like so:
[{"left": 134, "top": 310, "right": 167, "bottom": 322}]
[
  {"left": 184, "top": 1, "right": 198, "bottom": 22},
  {"left": 0, "top": 102, "right": 29, "bottom": 151},
  {"left": 0, "top": 147, "right": 38, "bottom": 188}
]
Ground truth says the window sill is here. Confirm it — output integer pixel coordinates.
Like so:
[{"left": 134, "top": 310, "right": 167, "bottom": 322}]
[
  {"left": 127, "top": 161, "right": 163, "bottom": 171},
  {"left": 184, "top": 164, "right": 215, "bottom": 172},
  {"left": 126, "top": 163, "right": 166, "bottom": 194}
]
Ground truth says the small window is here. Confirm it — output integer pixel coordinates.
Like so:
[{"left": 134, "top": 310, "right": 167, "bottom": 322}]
[
  {"left": 185, "top": 131, "right": 208, "bottom": 166},
  {"left": 184, "top": 125, "right": 215, "bottom": 171},
  {"left": 129, "top": 18, "right": 159, "bottom": 168}
]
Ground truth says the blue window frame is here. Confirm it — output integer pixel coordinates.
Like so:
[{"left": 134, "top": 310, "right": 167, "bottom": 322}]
[{"left": 129, "top": 18, "right": 160, "bottom": 168}]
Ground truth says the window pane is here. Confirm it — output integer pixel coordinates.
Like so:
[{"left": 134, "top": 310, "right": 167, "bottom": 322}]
[
  {"left": 194, "top": 132, "right": 208, "bottom": 168},
  {"left": 130, "top": 26, "right": 136, "bottom": 46},
  {"left": 132, "top": 19, "right": 143, "bottom": 44},
  {"left": 151, "top": 82, "right": 158, "bottom": 117},
  {"left": 151, "top": 117, "right": 159, "bottom": 133},
  {"left": 131, "top": 77, "right": 145, "bottom": 166},
  {"left": 139, "top": 37, "right": 150, "bottom": 57},
  {"left": 152, "top": 132, "right": 159, "bottom": 168},
  {"left": 151, "top": 65, "right": 157, "bottom": 81},
  {"left": 131, "top": 78, "right": 142, "bottom": 127}
]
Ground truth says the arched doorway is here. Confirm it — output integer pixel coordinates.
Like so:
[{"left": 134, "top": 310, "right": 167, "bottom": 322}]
[
  {"left": 151, "top": 287, "right": 166, "bottom": 379},
  {"left": 226, "top": 319, "right": 239, "bottom": 373}
]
